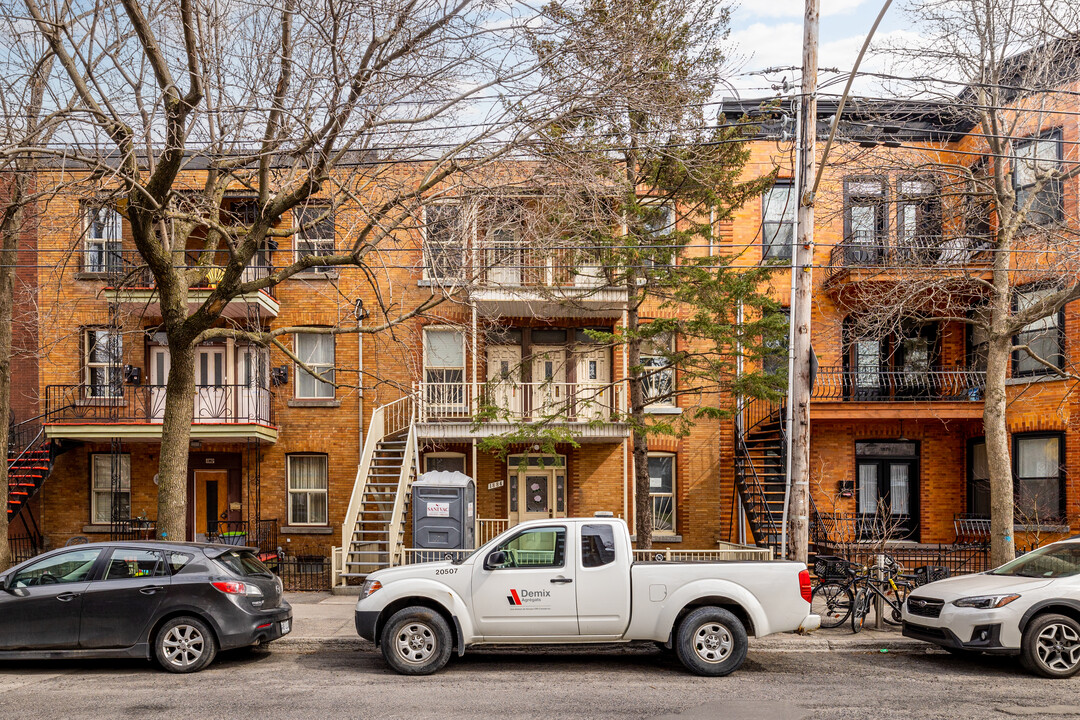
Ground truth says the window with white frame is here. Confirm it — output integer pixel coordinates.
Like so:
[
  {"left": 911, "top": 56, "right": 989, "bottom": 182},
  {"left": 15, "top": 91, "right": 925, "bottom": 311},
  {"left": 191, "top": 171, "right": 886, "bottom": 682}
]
[
  {"left": 641, "top": 333, "right": 675, "bottom": 407},
  {"left": 424, "top": 328, "right": 466, "bottom": 408},
  {"left": 425, "top": 453, "right": 466, "bottom": 474},
  {"left": 84, "top": 205, "right": 123, "bottom": 274},
  {"left": 287, "top": 455, "right": 328, "bottom": 525},
  {"left": 1012, "top": 287, "right": 1064, "bottom": 377},
  {"left": 1014, "top": 130, "right": 1063, "bottom": 226},
  {"left": 897, "top": 178, "right": 942, "bottom": 257},
  {"left": 762, "top": 183, "right": 795, "bottom": 261},
  {"left": 91, "top": 453, "right": 130, "bottom": 524},
  {"left": 641, "top": 203, "right": 675, "bottom": 268},
  {"left": 84, "top": 328, "right": 122, "bottom": 398},
  {"left": 648, "top": 453, "right": 676, "bottom": 534},
  {"left": 294, "top": 205, "right": 336, "bottom": 271},
  {"left": 294, "top": 333, "right": 335, "bottom": 398},
  {"left": 424, "top": 203, "right": 465, "bottom": 281}
]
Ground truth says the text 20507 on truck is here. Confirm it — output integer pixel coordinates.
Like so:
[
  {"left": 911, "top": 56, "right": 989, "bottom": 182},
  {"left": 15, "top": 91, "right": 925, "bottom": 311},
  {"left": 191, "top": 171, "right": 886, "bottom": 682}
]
[{"left": 355, "top": 516, "right": 819, "bottom": 676}]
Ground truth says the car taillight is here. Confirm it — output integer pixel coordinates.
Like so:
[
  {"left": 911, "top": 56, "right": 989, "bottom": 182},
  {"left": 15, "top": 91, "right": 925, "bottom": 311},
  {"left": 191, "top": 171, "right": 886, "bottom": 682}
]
[
  {"left": 798, "top": 569, "right": 812, "bottom": 604},
  {"left": 212, "top": 580, "right": 263, "bottom": 597}
]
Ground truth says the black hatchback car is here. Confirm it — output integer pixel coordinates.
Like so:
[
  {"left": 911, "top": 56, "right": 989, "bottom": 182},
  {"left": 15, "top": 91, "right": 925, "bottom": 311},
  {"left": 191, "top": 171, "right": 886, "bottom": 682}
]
[{"left": 0, "top": 541, "right": 292, "bottom": 672}]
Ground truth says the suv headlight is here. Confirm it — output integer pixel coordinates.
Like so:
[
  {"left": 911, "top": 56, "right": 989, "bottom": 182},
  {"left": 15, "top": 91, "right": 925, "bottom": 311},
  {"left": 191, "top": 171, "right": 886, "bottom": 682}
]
[
  {"left": 360, "top": 579, "right": 383, "bottom": 599},
  {"left": 952, "top": 594, "right": 1020, "bottom": 609}
]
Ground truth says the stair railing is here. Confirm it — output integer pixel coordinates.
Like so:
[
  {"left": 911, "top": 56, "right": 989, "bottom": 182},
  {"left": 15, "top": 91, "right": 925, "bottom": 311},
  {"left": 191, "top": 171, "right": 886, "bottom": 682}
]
[
  {"left": 338, "top": 401, "right": 387, "bottom": 582},
  {"left": 387, "top": 401, "right": 418, "bottom": 567},
  {"left": 732, "top": 396, "right": 786, "bottom": 548}
]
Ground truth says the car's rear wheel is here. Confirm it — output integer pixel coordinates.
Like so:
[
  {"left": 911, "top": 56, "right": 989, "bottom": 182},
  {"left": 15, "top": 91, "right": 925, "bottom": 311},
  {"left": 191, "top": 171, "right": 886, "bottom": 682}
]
[
  {"left": 1021, "top": 613, "right": 1080, "bottom": 678},
  {"left": 154, "top": 616, "right": 217, "bottom": 673},
  {"left": 380, "top": 606, "right": 453, "bottom": 676},
  {"left": 674, "top": 606, "right": 748, "bottom": 677}
]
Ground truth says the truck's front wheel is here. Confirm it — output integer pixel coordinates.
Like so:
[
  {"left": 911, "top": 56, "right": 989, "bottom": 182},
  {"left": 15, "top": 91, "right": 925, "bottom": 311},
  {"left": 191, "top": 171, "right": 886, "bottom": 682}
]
[
  {"left": 674, "top": 606, "right": 748, "bottom": 677},
  {"left": 380, "top": 606, "right": 453, "bottom": 676}
]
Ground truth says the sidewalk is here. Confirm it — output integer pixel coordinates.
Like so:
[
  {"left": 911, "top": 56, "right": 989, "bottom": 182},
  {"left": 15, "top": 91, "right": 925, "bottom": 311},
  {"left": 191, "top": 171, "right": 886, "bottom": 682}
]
[{"left": 277, "top": 592, "right": 932, "bottom": 654}]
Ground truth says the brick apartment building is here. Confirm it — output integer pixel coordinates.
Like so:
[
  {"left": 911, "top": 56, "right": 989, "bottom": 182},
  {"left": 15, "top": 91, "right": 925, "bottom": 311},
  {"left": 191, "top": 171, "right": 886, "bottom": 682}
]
[{"left": 6, "top": 88, "right": 1079, "bottom": 576}]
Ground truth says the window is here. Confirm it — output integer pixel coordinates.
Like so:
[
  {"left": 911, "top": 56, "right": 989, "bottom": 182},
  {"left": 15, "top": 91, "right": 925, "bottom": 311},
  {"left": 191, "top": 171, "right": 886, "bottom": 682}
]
[
  {"left": 1014, "top": 130, "right": 1063, "bottom": 226},
  {"left": 763, "top": 308, "right": 790, "bottom": 376},
  {"left": 641, "top": 334, "right": 675, "bottom": 407},
  {"left": 424, "top": 203, "right": 465, "bottom": 281},
  {"left": 167, "top": 552, "right": 193, "bottom": 575},
  {"left": 1013, "top": 287, "right": 1064, "bottom": 376},
  {"left": 84, "top": 328, "right": 123, "bottom": 398},
  {"left": 641, "top": 203, "right": 675, "bottom": 268},
  {"left": 843, "top": 179, "right": 887, "bottom": 264},
  {"left": 104, "top": 549, "right": 166, "bottom": 580},
  {"left": 648, "top": 454, "right": 676, "bottom": 534},
  {"left": 288, "top": 455, "right": 329, "bottom": 525},
  {"left": 424, "top": 328, "right": 466, "bottom": 408},
  {"left": 1014, "top": 434, "right": 1064, "bottom": 522},
  {"left": 897, "top": 178, "right": 942, "bottom": 261},
  {"left": 12, "top": 548, "right": 103, "bottom": 587},
  {"left": 581, "top": 524, "right": 616, "bottom": 568},
  {"left": 762, "top": 183, "right": 795, "bottom": 261},
  {"left": 484, "top": 202, "right": 523, "bottom": 286},
  {"left": 294, "top": 333, "right": 335, "bottom": 398},
  {"left": 294, "top": 206, "right": 336, "bottom": 271},
  {"left": 967, "top": 308, "right": 989, "bottom": 372},
  {"left": 91, "top": 454, "right": 130, "bottom": 524},
  {"left": 967, "top": 438, "right": 990, "bottom": 517},
  {"left": 494, "top": 526, "right": 566, "bottom": 568},
  {"left": 425, "top": 454, "right": 466, "bottom": 474},
  {"left": 84, "top": 205, "right": 122, "bottom": 274}
]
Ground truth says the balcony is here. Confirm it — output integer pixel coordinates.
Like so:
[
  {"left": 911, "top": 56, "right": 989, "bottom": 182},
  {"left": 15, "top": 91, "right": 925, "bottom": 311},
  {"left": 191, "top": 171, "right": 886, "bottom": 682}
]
[
  {"left": 469, "top": 247, "right": 626, "bottom": 317},
  {"left": 825, "top": 235, "right": 992, "bottom": 286},
  {"left": 809, "top": 366, "right": 986, "bottom": 419},
  {"left": 102, "top": 259, "right": 279, "bottom": 319},
  {"left": 44, "top": 383, "right": 277, "bottom": 442},
  {"left": 414, "top": 381, "right": 629, "bottom": 442}
]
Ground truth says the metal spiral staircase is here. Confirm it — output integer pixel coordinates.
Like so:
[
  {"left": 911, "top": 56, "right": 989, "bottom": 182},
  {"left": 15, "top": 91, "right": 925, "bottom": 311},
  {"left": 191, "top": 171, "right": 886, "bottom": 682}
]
[
  {"left": 7, "top": 421, "right": 55, "bottom": 546},
  {"left": 733, "top": 398, "right": 788, "bottom": 556}
]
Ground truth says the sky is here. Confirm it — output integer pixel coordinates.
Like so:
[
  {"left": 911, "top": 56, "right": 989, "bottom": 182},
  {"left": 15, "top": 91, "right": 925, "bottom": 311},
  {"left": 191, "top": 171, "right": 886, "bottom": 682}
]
[{"left": 724, "top": 0, "right": 918, "bottom": 100}]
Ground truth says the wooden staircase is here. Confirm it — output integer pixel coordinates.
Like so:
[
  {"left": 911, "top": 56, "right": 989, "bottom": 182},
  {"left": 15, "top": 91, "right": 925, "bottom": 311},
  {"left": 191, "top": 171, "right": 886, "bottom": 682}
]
[
  {"left": 339, "top": 397, "right": 418, "bottom": 583},
  {"left": 8, "top": 424, "right": 52, "bottom": 523},
  {"left": 733, "top": 399, "right": 787, "bottom": 555}
]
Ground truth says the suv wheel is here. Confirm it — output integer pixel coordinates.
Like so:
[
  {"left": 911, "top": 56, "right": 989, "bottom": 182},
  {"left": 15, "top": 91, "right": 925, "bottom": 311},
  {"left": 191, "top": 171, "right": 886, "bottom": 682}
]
[
  {"left": 674, "top": 606, "right": 748, "bottom": 677},
  {"left": 1021, "top": 613, "right": 1080, "bottom": 678},
  {"left": 154, "top": 616, "right": 217, "bottom": 673},
  {"left": 380, "top": 606, "right": 453, "bottom": 675}
]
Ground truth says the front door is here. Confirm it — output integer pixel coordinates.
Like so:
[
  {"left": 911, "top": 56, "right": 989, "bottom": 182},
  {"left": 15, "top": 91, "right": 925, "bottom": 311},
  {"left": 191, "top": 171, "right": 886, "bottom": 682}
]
[
  {"left": 237, "top": 346, "right": 269, "bottom": 423},
  {"left": 79, "top": 548, "right": 169, "bottom": 649},
  {"left": 0, "top": 547, "right": 103, "bottom": 650},
  {"left": 530, "top": 346, "right": 566, "bottom": 419},
  {"left": 520, "top": 472, "right": 555, "bottom": 521},
  {"left": 194, "top": 469, "right": 229, "bottom": 540},
  {"left": 574, "top": 347, "right": 610, "bottom": 421},
  {"left": 856, "top": 458, "right": 917, "bottom": 539},
  {"left": 149, "top": 347, "right": 170, "bottom": 421},
  {"left": 487, "top": 345, "right": 523, "bottom": 419},
  {"left": 195, "top": 347, "right": 227, "bottom": 422},
  {"left": 470, "top": 524, "right": 578, "bottom": 638}
]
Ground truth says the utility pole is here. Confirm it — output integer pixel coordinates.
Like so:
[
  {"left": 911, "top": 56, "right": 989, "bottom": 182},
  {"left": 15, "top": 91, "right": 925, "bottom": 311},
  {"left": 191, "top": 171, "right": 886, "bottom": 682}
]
[{"left": 788, "top": 0, "right": 818, "bottom": 565}]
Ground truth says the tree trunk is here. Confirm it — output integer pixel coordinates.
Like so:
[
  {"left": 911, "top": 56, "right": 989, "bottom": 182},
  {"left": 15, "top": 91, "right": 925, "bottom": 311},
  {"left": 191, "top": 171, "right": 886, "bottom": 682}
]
[
  {"left": 984, "top": 333, "right": 1014, "bottom": 567},
  {"left": 156, "top": 340, "right": 195, "bottom": 541},
  {"left": 0, "top": 186, "right": 22, "bottom": 570},
  {"left": 627, "top": 276, "right": 652, "bottom": 550}
]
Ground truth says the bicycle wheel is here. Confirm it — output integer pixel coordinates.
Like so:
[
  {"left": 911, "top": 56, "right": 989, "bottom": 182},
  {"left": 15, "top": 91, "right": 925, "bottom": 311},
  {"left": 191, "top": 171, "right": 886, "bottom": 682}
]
[
  {"left": 851, "top": 589, "right": 870, "bottom": 634},
  {"left": 811, "top": 581, "right": 854, "bottom": 629},
  {"left": 884, "top": 582, "right": 910, "bottom": 626}
]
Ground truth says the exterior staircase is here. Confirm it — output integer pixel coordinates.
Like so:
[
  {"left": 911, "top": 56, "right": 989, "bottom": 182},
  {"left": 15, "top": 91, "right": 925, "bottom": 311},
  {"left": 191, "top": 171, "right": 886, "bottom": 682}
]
[
  {"left": 733, "top": 399, "right": 787, "bottom": 555},
  {"left": 339, "top": 397, "right": 419, "bottom": 583},
  {"left": 8, "top": 423, "right": 52, "bottom": 524}
]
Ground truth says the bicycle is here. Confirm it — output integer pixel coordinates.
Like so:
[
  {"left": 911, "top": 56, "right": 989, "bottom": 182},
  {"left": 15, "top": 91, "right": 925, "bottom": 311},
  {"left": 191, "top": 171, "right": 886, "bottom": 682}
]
[
  {"left": 850, "top": 556, "right": 914, "bottom": 633},
  {"left": 809, "top": 556, "right": 861, "bottom": 629}
]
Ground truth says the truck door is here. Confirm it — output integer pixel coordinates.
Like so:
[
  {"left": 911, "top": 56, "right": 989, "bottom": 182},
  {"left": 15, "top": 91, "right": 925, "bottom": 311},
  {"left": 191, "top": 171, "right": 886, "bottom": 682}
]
[
  {"left": 471, "top": 525, "right": 578, "bottom": 638},
  {"left": 576, "top": 523, "right": 630, "bottom": 637}
]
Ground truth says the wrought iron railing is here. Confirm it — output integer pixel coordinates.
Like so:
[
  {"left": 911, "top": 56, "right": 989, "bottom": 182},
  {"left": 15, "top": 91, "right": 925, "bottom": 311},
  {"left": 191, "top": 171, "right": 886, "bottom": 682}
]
[
  {"left": 810, "top": 366, "right": 986, "bottom": 402},
  {"left": 417, "top": 381, "right": 626, "bottom": 423},
  {"left": 100, "top": 250, "right": 276, "bottom": 298},
  {"left": 45, "top": 383, "right": 275, "bottom": 427},
  {"left": 8, "top": 534, "right": 41, "bottom": 563},
  {"left": 110, "top": 518, "right": 157, "bottom": 542},
  {"left": 953, "top": 513, "right": 991, "bottom": 546},
  {"left": 826, "top": 235, "right": 993, "bottom": 282},
  {"left": 205, "top": 519, "right": 279, "bottom": 554}
]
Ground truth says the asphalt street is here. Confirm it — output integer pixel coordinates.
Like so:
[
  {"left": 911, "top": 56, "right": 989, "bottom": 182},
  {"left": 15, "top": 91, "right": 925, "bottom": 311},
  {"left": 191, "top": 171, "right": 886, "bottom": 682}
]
[{"left": 1, "top": 644, "right": 1078, "bottom": 719}]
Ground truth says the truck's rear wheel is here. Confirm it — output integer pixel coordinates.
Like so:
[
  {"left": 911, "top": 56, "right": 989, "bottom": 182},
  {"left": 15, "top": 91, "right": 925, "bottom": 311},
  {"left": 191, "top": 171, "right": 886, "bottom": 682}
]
[
  {"left": 380, "top": 606, "right": 453, "bottom": 676},
  {"left": 674, "top": 606, "right": 748, "bottom": 677}
]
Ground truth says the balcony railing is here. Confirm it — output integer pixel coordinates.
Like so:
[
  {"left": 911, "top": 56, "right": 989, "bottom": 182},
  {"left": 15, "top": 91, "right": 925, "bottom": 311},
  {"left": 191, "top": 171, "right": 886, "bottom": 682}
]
[
  {"left": 811, "top": 366, "right": 985, "bottom": 402},
  {"left": 826, "top": 235, "right": 992, "bottom": 282},
  {"left": 45, "top": 383, "right": 275, "bottom": 426},
  {"left": 417, "top": 381, "right": 625, "bottom": 423},
  {"left": 482, "top": 246, "right": 608, "bottom": 289},
  {"left": 100, "top": 250, "right": 276, "bottom": 298}
]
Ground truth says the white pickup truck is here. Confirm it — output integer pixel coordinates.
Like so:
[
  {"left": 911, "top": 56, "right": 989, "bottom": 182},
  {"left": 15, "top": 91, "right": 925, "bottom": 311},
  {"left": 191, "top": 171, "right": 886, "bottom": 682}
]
[{"left": 354, "top": 516, "right": 819, "bottom": 676}]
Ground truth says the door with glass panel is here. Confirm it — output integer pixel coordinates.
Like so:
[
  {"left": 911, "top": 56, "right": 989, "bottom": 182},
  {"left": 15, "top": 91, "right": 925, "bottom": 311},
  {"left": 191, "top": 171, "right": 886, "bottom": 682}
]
[
  {"left": 237, "top": 346, "right": 269, "bottom": 423},
  {"left": 574, "top": 347, "right": 610, "bottom": 421},
  {"left": 149, "top": 346, "right": 170, "bottom": 421},
  {"left": 424, "top": 329, "right": 466, "bottom": 416},
  {"left": 195, "top": 347, "right": 227, "bottom": 422},
  {"left": 530, "top": 347, "right": 566, "bottom": 419},
  {"left": 487, "top": 345, "right": 522, "bottom": 419},
  {"left": 856, "top": 454, "right": 917, "bottom": 540}
]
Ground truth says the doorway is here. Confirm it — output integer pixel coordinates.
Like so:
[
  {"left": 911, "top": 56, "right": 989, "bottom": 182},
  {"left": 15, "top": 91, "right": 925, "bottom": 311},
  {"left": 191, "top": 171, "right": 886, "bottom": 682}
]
[
  {"left": 194, "top": 469, "right": 229, "bottom": 541},
  {"left": 855, "top": 441, "right": 919, "bottom": 540},
  {"left": 507, "top": 455, "right": 567, "bottom": 525}
]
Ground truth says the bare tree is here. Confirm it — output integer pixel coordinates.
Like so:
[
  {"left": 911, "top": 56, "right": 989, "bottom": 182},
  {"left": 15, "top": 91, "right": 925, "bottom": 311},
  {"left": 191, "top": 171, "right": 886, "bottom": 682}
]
[
  {"left": 15, "top": 0, "right": 599, "bottom": 540},
  {"left": 824, "top": 0, "right": 1080, "bottom": 565}
]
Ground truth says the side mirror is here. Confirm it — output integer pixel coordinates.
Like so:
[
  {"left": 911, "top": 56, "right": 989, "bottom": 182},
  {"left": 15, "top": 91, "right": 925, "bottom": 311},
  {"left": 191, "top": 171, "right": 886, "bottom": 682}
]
[
  {"left": 484, "top": 550, "right": 509, "bottom": 570},
  {"left": 0, "top": 574, "right": 12, "bottom": 592}
]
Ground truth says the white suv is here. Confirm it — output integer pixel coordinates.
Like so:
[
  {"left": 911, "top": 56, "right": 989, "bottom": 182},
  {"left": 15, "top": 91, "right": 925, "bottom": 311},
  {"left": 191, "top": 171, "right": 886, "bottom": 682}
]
[{"left": 902, "top": 538, "right": 1080, "bottom": 678}]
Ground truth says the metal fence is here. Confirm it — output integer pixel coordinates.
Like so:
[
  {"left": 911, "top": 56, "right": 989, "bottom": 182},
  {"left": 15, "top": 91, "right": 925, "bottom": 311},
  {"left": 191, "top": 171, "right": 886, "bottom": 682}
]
[
  {"left": 9, "top": 534, "right": 40, "bottom": 563},
  {"left": 275, "top": 555, "right": 331, "bottom": 591},
  {"left": 814, "top": 543, "right": 991, "bottom": 576}
]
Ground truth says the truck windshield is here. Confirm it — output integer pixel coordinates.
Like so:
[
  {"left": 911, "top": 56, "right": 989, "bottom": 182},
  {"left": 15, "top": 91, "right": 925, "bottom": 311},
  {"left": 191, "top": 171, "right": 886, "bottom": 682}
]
[{"left": 990, "top": 544, "right": 1080, "bottom": 578}]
